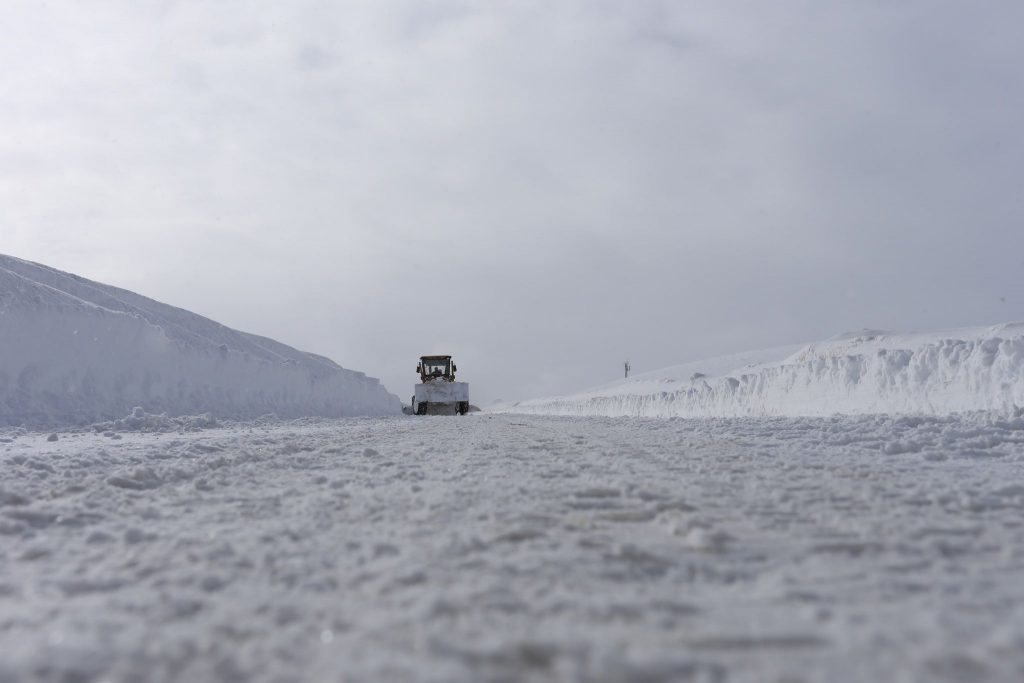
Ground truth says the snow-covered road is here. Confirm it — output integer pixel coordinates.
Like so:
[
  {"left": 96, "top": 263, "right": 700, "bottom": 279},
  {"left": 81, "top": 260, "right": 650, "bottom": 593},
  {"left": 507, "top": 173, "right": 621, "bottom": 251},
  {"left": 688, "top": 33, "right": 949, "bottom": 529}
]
[{"left": 3, "top": 414, "right": 1024, "bottom": 682}]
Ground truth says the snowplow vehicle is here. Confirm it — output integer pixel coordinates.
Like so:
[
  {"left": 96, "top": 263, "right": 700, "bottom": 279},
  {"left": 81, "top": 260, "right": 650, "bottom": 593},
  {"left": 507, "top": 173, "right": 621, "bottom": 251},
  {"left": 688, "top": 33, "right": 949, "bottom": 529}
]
[{"left": 413, "top": 355, "right": 469, "bottom": 415}]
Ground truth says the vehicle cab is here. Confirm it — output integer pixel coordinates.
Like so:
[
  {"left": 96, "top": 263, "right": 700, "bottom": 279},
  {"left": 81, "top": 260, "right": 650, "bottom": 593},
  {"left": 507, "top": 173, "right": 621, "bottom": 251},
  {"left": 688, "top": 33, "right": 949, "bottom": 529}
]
[{"left": 418, "top": 355, "right": 457, "bottom": 383}]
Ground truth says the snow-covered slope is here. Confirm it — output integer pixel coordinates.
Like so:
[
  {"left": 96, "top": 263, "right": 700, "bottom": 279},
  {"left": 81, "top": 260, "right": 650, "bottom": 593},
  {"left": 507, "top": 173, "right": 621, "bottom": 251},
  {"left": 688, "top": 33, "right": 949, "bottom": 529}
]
[
  {"left": 0, "top": 254, "right": 401, "bottom": 426},
  {"left": 500, "top": 325, "right": 1024, "bottom": 418}
]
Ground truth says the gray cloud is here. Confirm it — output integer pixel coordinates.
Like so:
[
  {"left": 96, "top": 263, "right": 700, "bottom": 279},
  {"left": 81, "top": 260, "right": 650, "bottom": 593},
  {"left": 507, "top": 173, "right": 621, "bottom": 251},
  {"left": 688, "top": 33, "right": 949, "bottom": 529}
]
[{"left": 3, "top": 0, "right": 1023, "bottom": 405}]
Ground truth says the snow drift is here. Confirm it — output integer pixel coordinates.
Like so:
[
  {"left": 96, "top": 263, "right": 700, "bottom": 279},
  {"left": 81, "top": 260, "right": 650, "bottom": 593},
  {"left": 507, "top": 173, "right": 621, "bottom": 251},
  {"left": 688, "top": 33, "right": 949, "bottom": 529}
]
[
  {"left": 0, "top": 254, "right": 401, "bottom": 427},
  {"left": 500, "top": 326, "right": 1024, "bottom": 418}
]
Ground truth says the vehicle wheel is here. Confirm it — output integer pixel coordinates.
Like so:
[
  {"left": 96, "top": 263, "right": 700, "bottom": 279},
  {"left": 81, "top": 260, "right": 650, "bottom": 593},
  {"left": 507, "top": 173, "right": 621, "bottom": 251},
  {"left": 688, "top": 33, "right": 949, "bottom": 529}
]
[
  {"left": 458, "top": 402, "right": 469, "bottom": 415},
  {"left": 416, "top": 403, "right": 428, "bottom": 415}
]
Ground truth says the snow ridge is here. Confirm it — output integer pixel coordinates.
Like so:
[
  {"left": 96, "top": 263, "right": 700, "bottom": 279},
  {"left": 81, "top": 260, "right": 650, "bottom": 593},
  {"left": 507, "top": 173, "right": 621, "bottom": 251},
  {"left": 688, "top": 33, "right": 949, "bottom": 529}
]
[
  {"left": 0, "top": 254, "right": 401, "bottom": 427},
  {"left": 503, "top": 326, "right": 1024, "bottom": 418}
]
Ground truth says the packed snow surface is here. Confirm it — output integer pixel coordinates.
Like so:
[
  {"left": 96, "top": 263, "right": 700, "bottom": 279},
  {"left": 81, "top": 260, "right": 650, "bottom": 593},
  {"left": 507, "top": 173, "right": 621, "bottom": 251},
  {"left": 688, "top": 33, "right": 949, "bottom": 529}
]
[
  {"left": 0, "top": 254, "right": 401, "bottom": 427},
  {"left": 3, "top": 413, "right": 1024, "bottom": 682},
  {"left": 502, "top": 325, "right": 1024, "bottom": 418}
]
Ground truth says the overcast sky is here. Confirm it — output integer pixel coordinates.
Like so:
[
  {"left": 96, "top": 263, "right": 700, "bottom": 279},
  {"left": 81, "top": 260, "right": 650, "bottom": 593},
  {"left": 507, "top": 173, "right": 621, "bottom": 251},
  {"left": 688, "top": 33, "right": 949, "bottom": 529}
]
[{"left": 3, "top": 1, "right": 1023, "bottom": 405}]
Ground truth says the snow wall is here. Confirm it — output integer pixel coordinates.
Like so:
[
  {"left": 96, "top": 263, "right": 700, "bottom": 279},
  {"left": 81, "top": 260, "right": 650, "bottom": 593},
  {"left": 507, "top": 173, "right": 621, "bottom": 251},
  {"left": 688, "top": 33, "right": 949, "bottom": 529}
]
[
  {"left": 0, "top": 254, "right": 402, "bottom": 427},
  {"left": 500, "top": 326, "right": 1024, "bottom": 418}
]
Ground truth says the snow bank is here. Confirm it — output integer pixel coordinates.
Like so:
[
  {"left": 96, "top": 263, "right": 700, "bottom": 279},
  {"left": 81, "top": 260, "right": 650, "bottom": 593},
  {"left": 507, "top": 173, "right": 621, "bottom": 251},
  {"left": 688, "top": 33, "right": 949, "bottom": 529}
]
[
  {"left": 0, "top": 254, "right": 401, "bottom": 427},
  {"left": 500, "top": 325, "right": 1024, "bottom": 418}
]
